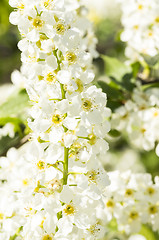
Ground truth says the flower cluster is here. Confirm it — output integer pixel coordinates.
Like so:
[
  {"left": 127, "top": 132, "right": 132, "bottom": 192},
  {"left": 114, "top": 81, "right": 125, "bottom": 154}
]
[
  {"left": 102, "top": 149, "right": 145, "bottom": 173},
  {"left": 117, "top": 0, "right": 159, "bottom": 61},
  {"left": 111, "top": 84, "right": 159, "bottom": 152},
  {"left": 104, "top": 171, "right": 159, "bottom": 234},
  {"left": 5, "top": 0, "right": 111, "bottom": 239}
]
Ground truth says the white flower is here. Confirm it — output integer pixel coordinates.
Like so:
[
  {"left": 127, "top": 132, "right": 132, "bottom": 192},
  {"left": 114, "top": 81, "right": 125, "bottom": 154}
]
[{"left": 129, "top": 235, "right": 146, "bottom": 240}]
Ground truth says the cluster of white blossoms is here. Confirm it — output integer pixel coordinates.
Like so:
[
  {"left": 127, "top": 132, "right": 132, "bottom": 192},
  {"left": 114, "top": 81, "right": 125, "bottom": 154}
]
[
  {"left": 111, "top": 84, "right": 159, "bottom": 152},
  {"left": 105, "top": 171, "right": 159, "bottom": 234},
  {"left": 103, "top": 149, "right": 145, "bottom": 173},
  {"left": 0, "top": 146, "right": 153, "bottom": 240},
  {"left": 117, "top": 0, "right": 159, "bottom": 61},
  {"left": 3, "top": 0, "right": 111, "bottom": 239}
]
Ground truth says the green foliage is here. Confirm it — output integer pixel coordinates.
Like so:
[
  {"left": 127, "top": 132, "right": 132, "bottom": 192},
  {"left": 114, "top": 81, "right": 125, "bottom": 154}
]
[
  {"left": 139, "top": 225, "right": 158, "bottom": 240},
  {"left": 142, "top": 82, "right": 159, "bottom": 91},
  {"left": 97, "top": 80, "right": 124, "bottom": 111},
  {"left": 0, "top": 134, "right": 20, "bottom": 156},
  {"left": 0, "top": 0, "right": 11, "bottom": 36},
  {"left": 0, "top": 89, "right": 30, "bottom": 155},
  {"left": 95, "top": 18, "right": 125, "bottom": 57},
  {"left": 0, "top": 0, "right": 20, "bottom": 84},
  {"left": 0, "top": 89, "right": 29, "bottom": 121},
  {"left": 108, "top": 129, "right": 121, "bottom": 138},
  {"left": 140, "top": 150, "right": 159, "bottom": 177},
  {"left": 141, "top": 54, "right": 159, "bottom": 68},
  {"left": 96, "top": 55, "right": 137, "bottom": 111},
  {"left": 104, "top": 222, "right": 158, "bottom": 240},
  {"left": 102, "top": 55, "right": 136, "bottom": 91},
  {"left": 102, "top": 55, "right": 131, "bottom": 81},
  {"left": 131, "top": 61, "right": 141, "bottom": 78}
]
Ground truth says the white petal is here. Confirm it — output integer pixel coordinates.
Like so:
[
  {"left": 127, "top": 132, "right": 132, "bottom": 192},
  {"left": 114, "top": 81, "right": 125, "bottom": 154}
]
[{"left": 46, "top": 55, "right": 58, "bottom": 70}]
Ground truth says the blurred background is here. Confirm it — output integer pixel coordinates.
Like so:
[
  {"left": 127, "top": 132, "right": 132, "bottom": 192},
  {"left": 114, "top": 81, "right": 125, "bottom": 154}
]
[{"left": 0, "top": 0, "right": 20, "bottom": 84}]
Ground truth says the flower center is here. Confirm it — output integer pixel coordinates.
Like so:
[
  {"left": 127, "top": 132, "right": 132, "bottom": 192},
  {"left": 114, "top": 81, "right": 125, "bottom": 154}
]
[
  {"left": 42, "top": 235, "right": 53, "bottom": 240},
  {"left": 69, "top": 142, "right": 81, "bottom": 158},
  {"left": 89, "top": 223, "right": 101, "bottom": 236},
  {"left": 52, "top": 114, "right": 63, "bottom": 124},
  {"left": 154, "top": 111, "right": 159, "bottom": 117},
  {"left": 46, "top": 72, "right": 56, "bottom": 82},
  {"left": 33, "top": 18, "right": 44, "bottom": 29},
  {"left": 141, "top": 128, "right": 146, "bottom": 134},
  {"left": 37, "top": 161, "right": 45, "bottom": 170},
  {"left": 23, "top": 178, "right": 29, "bottom": 186},
  {"left": 88, "top": 133, "right": 97, "bottom": 145},
  {"left": 155, "top": 17, "right": 159, "bottom": 23},
  {"left": 106, "top": 200, "right": 115, "bottom": 208},
  {"left": 133, "top": 25, "right": 139, "bottom": 30},
  {"left": 82, "top": 99, "right": 92, "bottom": 111},
  {"left": 147, "top": 187, "right": 155, "bottom": 195},
  {"left": 149, "top": 205, "right": 158, "bottom": 215},
  {"left": 55, "top": 22, "right": 66, "bottom": 35},
  {"left": 66, "top": 52, "right": 77, "bottom": 64},
  {"left": 129, "top": 211, "right": 139, "bottom": 220},
  {"left": 86, "top": 170, "right": 99, "bottom": 183},
  {"left": 64, "top": 204, "right": 75, "bottom": 215},
  {"left": 125, "top": 189, "right": 133, "bottom": 197},
  {"left": 138, "top": 4, "right": 143, "bottom": 10}
]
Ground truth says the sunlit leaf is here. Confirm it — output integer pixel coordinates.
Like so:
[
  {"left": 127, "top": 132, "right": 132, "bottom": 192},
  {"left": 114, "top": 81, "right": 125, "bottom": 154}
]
[
  {"left": 0, "top": 89, "right": 29, "bottom": 124},
  {"left": 139, "top": 225, "right": 158, "bottom": 240},
  {"left": 102, "top": 55, "right": 131, "bottom": 81}
]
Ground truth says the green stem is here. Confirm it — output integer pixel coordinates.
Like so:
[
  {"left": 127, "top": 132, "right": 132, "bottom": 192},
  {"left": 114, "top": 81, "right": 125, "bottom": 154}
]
[
  {"left": 63, "top": 146, "right": 69, "bottom": 185},
  {"left": 68, "top": 172, "right": 83, "bottom": 175},
  {"left": 78, "top": 136, "right": 89, "bottom": 140},
  {"left": 60, "top": 83, "right": 66, "bottom": 99},
  {"left": 49, "top": 98, "right": 62, "bottom": 101},
  {"left": 53, "top": 49, "right": 69, "bottom": 185},
  {"left": 53, "top": 49, "right": 61, "bottom": 71}
]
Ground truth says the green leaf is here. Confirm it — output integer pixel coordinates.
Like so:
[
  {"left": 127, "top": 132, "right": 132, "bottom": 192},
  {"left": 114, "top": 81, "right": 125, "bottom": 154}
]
[
  {"left": 108, "top": 129, "right": 121, "bottom": 138},
  {"left": 97, "top": 81, "right": 124, "bottom": 111},
  {"left": 122, "top": 74, "right": 136, "bottom": 91},
  {"left": 107, "top": 219, "right": 118, "bottom": 232},
  {"left": 141, "top": 54, "right": 159, "bottom": 67},
  {"left": 0, "top": 89, "right": 29, "bottom": 153},
  {"left": 0, "top": 89, "right": 29, "bottom": 120},
  {"left": 97, "top": 81, "right": 124, "bottom": 100},
  {"left": 0, "top": 135, "right": 20, "bottom": 156},
  {"left": 140, "top": 150, "right": 159, "bottom": 177},
  {"left": 97, "top": 81, "right": 125, "bottom": 111},
  {"left": 139, "top": 225, "right": 157, "bottom": 240},
  {"left": 142, "top": 82, "right": 159, "bottom": 91},
  {"left": 102, "top": 55, "right": 132, "bottom": 81},
  {"left": 131, "top": 61, "right": 141, "bottom": 78}
]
